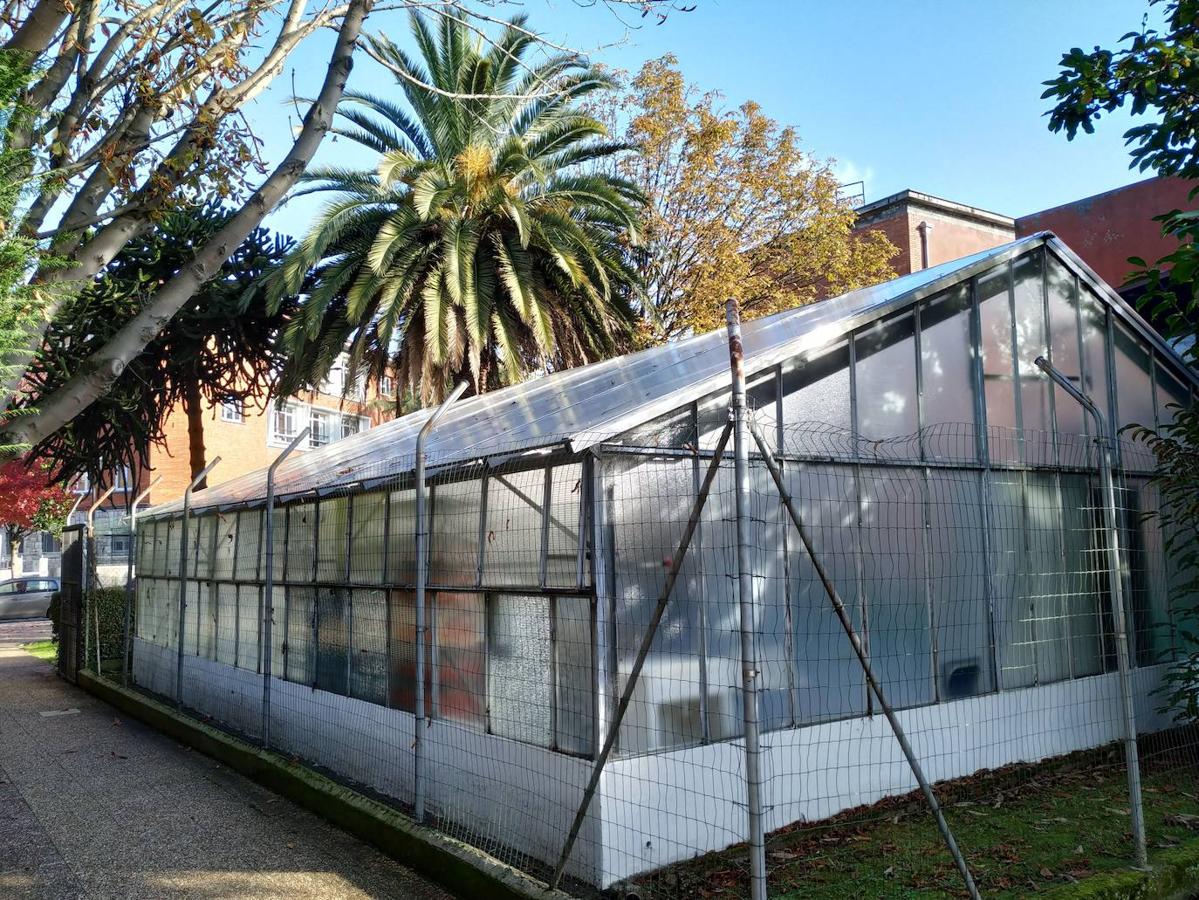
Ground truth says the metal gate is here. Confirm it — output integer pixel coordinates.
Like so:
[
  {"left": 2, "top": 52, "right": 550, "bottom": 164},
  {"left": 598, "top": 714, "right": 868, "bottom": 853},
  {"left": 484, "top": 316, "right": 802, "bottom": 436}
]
[{"left": 58, "top": 524, "right": 84, "bottom": 683}]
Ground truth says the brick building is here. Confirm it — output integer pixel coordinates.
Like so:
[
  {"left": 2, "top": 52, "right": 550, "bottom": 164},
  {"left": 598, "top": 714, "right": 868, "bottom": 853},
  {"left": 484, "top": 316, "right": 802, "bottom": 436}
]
[{"left": 854, "top": 177, "right": 1197, "bottom": 299}]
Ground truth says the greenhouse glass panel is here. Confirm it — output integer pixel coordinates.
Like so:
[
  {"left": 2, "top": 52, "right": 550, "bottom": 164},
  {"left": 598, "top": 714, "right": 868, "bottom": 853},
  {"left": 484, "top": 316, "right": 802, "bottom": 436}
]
[
  {"left": 918, "top": 285, "right": 977, "bottom": 462},
  {"left": 212, "top": 512, "right": 237, "bottom": 580},
  {"left": 215, "top": 582, "right": 237, "bottom": 667},
  {"left": 1024, "top": 473, "right": 1070, "bottom": 684},
  {"left": 1013, "top": 251, "right": 1055, "bottom": 465},
  {"left": 266, "top": 585, "right": 286, "bottom": 678},
  {"left": 991, "top": 472, "right": 1036, "bottom": 689},
  {"left": 1060, "top": 475, "right": 1104, "bottom": 678},
  {"left": 236, "top": 509, "right": 262, "bottom": 580},
  {"left": 349, "top": 590, "right": 388, "bottom": 705},
  {"left": 749, "top": 461, "right": 790, "bottom": 730},
  {"left": 1113, "top": 324, "right": 1156, "bottom": 470},
  {"left": 284, "top": 504, "right": 316, "bottom": 582},
  {"left": 314, "top": 587, "right": 348, "bottom": 694},
  {"left": 433, "top": 591, "right": 485, "bottom": 728},
  {"left": 164, "top": 518, "right": 180, "bottom": 577},
  {"left": 546, "top": 464, "right": 584, "bottom": 588},
  {"left": 697, "top": 389, "right": 732, "bottom": 450},
  {"left": 855, "top": 315, "right": 919, "bottom": 457},
  {"left": 316, "top": 497, "right": 348, "bottom": 582},
  {"left": 483, "top": 469, "right": 543, "bottom": 587},
  {"left": 237, "top": 584, "right": 261, "bottom": 671},
  {"left": 488, "top": 594, "right": 552, "bottom": 746},
  {"left": 1046, "top": 255, "right": 1087, "bottom": 445},
  {"left": 927, "top": 470, "right": 993, "bottom": 699},
  {"left": 786, "top": 463, "right": 865, "bottom": 722},
  {"left": 858, "top": 466, "right": 932, "bottom": 708},
  {"left": 194, "top": 514, "right": 215, "bottom": 579},
  {"left": 388, "top": 590, "right": 428, "bottom": 712},
  {"left": 1155, "top": 361, "right": 1190, "bottom": 430},
  {"left": 556, "top": 594, "right": 594, "bottom": 755},
  {"left": 1079, "top": 287, "right": 1111, "bottom": 427},
  {"left": 284, "top": 586, "right": 315, "bottom": 685},
  {"left": 779, "top": 343, "right": 852, "bottom": 458},
  {"left": 388, "top": 490, "right": 416, "bottom": 585},
  {"left": 620, "top": 407, "right": 696, "bottom": 449},
  {"left": 348, "top": 491, "right": 387, "bottom": 584},
  {"left": 431, "top": 479, "right": 483, "bottom": 587},
  {"left": 1123, "top": 481, "right": 1173, "bottom": 666},
  {"left": 978, "top": 265, "right": 1019, "bottom": 462},
  {"left": 196, "top": 580, "right": 217, "bottom": 660}
]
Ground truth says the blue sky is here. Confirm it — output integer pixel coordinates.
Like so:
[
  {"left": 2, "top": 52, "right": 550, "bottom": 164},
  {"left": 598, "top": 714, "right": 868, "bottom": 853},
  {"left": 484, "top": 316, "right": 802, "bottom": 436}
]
[{"left": 255, "top": 0, "right": 1160, "bottom": 240}]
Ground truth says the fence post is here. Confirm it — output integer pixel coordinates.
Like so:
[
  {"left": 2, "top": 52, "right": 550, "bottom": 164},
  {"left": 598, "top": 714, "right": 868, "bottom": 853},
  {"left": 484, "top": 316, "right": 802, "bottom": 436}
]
[
  {"left": 124, "top": 475, "right": 162, "bottom": 686},
  {"left": 176, "top": 457, "right": 221, "bottom": 709},
  {"left": 1036, "top": 356, "right": 1148, "bottom": 868},
  {"left": 414, "top": 381, "right": 468, "bottom": 823},
  {"left": 262, "top": 428, "right": 309, "bottom": 748},
  {"left": 86, "top": 484, "right": 117, "bottom": 673},
  {"left": 724, "top": 299, "right": 768, "bottom": 900}
]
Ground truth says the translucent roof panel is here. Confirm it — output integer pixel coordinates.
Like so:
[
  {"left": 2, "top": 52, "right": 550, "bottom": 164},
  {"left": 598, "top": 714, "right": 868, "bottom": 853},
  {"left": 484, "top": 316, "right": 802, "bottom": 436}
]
[{"left": 149, "top": 232, "right": 1191, "bottom": 516}]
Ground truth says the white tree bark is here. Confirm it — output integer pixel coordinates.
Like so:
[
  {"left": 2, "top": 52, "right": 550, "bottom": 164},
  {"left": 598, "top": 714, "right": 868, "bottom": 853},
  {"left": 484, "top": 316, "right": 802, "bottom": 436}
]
[{"left": 0, "top": 0, "right": 374, "bottom": 449}]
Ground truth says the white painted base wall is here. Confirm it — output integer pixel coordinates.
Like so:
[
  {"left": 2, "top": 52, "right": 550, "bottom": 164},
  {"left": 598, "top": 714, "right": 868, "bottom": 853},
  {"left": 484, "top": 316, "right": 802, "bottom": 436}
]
[
  {"left": 599, "top": 664, "right": 1174, "bottom": 885},
  {"left": 133, "top": 640, "right": 1175, "bottom": 890},
  {"left": 132, "top": 639, "right": 602, "bottom": 884}
]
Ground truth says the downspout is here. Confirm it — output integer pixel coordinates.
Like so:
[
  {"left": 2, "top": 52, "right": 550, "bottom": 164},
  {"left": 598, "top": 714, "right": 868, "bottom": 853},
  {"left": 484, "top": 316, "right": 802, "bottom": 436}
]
[
  {"left": 413, "top": 380, "right": 468, "bottom": 823},
  {"left": 916, "top": 220, "right": 933, "bottom": 270}
]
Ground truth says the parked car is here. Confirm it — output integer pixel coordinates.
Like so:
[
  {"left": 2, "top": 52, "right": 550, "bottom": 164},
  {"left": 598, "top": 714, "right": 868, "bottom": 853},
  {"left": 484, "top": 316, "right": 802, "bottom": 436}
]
[{"left": 0, "top": 577, "right": 58, "bottom": 621}]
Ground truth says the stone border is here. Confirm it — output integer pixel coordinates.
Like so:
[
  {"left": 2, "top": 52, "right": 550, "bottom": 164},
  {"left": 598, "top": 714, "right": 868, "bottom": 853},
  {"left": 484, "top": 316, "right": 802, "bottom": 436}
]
[{"left": 78, "top": 671, "right": 573, "bottom": 900}]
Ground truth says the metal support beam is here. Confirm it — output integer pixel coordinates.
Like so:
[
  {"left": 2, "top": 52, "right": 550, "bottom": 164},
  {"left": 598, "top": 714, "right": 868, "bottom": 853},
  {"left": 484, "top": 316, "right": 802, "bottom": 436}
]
[
  {"left": 550, "top": 422, "right": 733, "bottom": 890},
  {"left": 414, "top": 381, "right": 469, "bottom": 823},
  {"left": 748, "top": 419, "right": 981, "bottom": 900},
  {"left": 263, "top": 429, "right": 309, "bottom": 748},
  {"left": 725, "top": 299, "right": 768, "bottom": 900},
  {"left": 176, "top": 457, "right": 221, "bottom": 709},
  {"left": 1035, "top": 356, "right": 1148, "bottom": 868}
]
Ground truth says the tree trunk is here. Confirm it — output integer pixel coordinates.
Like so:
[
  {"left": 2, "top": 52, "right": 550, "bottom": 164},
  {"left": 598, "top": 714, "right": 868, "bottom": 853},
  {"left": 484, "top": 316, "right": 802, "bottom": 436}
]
[
  {"left": 183, "top": 380, "right": 207, "bottom": 490},
  {"left": 0, "top": 0, "right": 373, "bottom": 451}
]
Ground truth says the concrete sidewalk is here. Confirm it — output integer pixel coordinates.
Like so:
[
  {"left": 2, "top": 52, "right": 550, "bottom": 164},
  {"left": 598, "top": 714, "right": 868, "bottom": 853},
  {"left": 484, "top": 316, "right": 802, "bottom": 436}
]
[{"left": 0, "top": 620, "right": 452, "bottom": 900}]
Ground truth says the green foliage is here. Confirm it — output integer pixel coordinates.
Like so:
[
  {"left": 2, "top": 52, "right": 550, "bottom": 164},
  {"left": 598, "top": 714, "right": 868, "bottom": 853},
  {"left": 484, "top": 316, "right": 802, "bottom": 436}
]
[
  {"left": 0, "top": 50, "right": 41, "bottom": 458},
  {"left": 1044, "top": 0, "right": 1199, "bottom": 723},
  {"left": 270, "top": 11, "right": 644, "bottom": 405},
  {"left": 82, "top": 587, "right": 130, "bottom": 668},
  {"left": 20, "top": 202, "right": 296, "bottom": 487}
]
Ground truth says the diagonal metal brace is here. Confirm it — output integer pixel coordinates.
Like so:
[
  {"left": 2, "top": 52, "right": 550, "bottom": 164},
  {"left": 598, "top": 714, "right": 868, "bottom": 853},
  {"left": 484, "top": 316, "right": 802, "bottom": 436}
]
[
  {"left": 550, "top": 422, "right": 734, "bottom": 889},
  {"left": 748, "top": 420, "right": 980, "bottom": 900}
]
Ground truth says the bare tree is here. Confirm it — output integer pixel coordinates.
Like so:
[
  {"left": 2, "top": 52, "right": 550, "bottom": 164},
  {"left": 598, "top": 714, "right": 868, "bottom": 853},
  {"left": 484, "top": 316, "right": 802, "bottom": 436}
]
[{"left": 0, "top": 0, "right": 686, "bottom": 451}]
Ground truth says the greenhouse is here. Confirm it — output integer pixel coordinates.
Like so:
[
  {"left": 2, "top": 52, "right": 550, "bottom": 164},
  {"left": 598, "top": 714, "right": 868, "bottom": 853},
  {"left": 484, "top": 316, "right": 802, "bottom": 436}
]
[{"left": 133, "top": 232, "right": 1198, "bottom": 888}]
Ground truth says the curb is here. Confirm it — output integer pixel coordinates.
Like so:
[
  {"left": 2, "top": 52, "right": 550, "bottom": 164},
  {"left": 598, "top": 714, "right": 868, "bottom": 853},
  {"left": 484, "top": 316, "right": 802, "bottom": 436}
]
[
  {"left": 1040, "top": 840, "right": 1199, "bottom": 900},
  {"left": 78, "top": 671, "right": 572, "bottom": 900}
]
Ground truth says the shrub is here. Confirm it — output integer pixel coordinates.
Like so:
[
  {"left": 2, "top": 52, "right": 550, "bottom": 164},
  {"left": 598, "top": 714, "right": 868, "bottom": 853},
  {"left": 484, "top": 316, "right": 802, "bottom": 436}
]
[{"left": 81, "top": 586, "right": 133, "bottom": 671}]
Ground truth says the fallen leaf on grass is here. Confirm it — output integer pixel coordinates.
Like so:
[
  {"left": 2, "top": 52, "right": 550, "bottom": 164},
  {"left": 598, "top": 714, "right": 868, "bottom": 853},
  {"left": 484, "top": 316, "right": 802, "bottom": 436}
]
[
  {"left": 1039, "top": 867, "right": 1054, "bottom": 879},
  {"left": 883, "top": 866, "right": 894, "bottom": 879},
  {"left": 769, "top": 850, "right": 798, "bottom": 861},
  {"left": 1165, "top": 813, "right": 1199, "bottom": 830}
]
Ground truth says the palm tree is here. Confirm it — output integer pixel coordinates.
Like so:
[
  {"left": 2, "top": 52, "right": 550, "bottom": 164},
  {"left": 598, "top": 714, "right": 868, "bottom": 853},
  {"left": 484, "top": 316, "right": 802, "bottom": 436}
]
[{"left": 270, "top": 11, "right": 644, "bottom": 404}]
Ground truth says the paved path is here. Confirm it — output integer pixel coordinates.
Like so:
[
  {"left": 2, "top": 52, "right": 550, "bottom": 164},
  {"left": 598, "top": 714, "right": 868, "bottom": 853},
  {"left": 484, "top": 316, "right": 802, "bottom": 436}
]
[{"left": 0, "top": 620, "right": 452, "bottom": 900}]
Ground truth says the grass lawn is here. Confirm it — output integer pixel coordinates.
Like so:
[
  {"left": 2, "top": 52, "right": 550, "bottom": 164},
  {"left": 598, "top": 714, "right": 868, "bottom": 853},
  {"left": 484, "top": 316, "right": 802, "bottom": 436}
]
[
  {"left": 22, "top": 639, "right": 56, "bottom": 663},
  {"left": 629, "top": 735, "right": 1199, "bottom": 898}
]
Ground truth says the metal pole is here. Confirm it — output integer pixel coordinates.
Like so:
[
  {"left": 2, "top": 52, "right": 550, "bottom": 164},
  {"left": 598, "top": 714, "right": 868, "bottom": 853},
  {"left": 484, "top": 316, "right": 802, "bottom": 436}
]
[
  {"left": 725, "top": 300, "right": 767, "bottom": 900},
  {"left": 414, "top": 381, "right": 468, "bottom": 823},
  {"left": 551, "top": 423, "right": 733, "bottom": 889},
  {"left": 124, "top": 475, "right": 162, "bottom": 686},
  {"left": 176, "top": 457, "right": 221, "bottom": 709},
  {"left": 1035, "top": 356, "right": 1148, "bottom": 868},
  {"left": 263, "top": 428, "right": 309, "bottom": 748},
  {"left": 748, "top": 419, "right": 981, "bottom": 900},
  {"left": 86, "top": 484, "right": 117, "bottom": 673}
]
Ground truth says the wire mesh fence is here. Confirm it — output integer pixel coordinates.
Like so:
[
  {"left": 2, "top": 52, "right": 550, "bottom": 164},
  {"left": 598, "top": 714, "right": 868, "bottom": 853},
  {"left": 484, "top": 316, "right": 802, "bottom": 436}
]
[{"left": 80, "top": 409, "right": 1199, "bottom": 898}]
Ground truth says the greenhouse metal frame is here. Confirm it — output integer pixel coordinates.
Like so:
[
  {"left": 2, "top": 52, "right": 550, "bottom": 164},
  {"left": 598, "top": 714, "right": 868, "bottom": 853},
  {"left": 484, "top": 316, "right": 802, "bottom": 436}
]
[{"left": 130, "top": 232, "right": 1199, "bottom": 890}]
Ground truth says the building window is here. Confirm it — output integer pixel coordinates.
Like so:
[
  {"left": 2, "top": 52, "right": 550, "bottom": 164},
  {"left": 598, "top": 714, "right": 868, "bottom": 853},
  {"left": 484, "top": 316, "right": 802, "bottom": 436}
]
[
  {"left": 380, "top": 375, "right": 394, "bottom": 397},
  {"left": 71, "top": 472, "right": 91, "bottom": 494},
  {"left": 271, "top": 402, "right": 301, "bottom": 445},
  {"left": 221, "top": 399, "right": 244, "bottom": 423},
  {"left": 341, "top": 415, "right": 365, "bottom": 439},
  {"left": 111, "top": 465, "right": 133, "bottom": 493},
  {"left": 310, "top": 409, "right": 332, "bottom": 448}
]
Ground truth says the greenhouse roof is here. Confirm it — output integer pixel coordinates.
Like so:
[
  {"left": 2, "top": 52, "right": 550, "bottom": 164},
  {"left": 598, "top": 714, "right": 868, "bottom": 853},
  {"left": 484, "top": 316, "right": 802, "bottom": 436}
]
[{"left": 150, "top": 232, "right": 1195, "bottom": 515}]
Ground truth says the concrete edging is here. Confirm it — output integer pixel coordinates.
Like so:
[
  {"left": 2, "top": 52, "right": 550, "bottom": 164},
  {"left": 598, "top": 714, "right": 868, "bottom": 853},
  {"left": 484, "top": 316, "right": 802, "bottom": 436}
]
[{"left": 77, "top": 670, "right": 572, "bottom": 900}]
